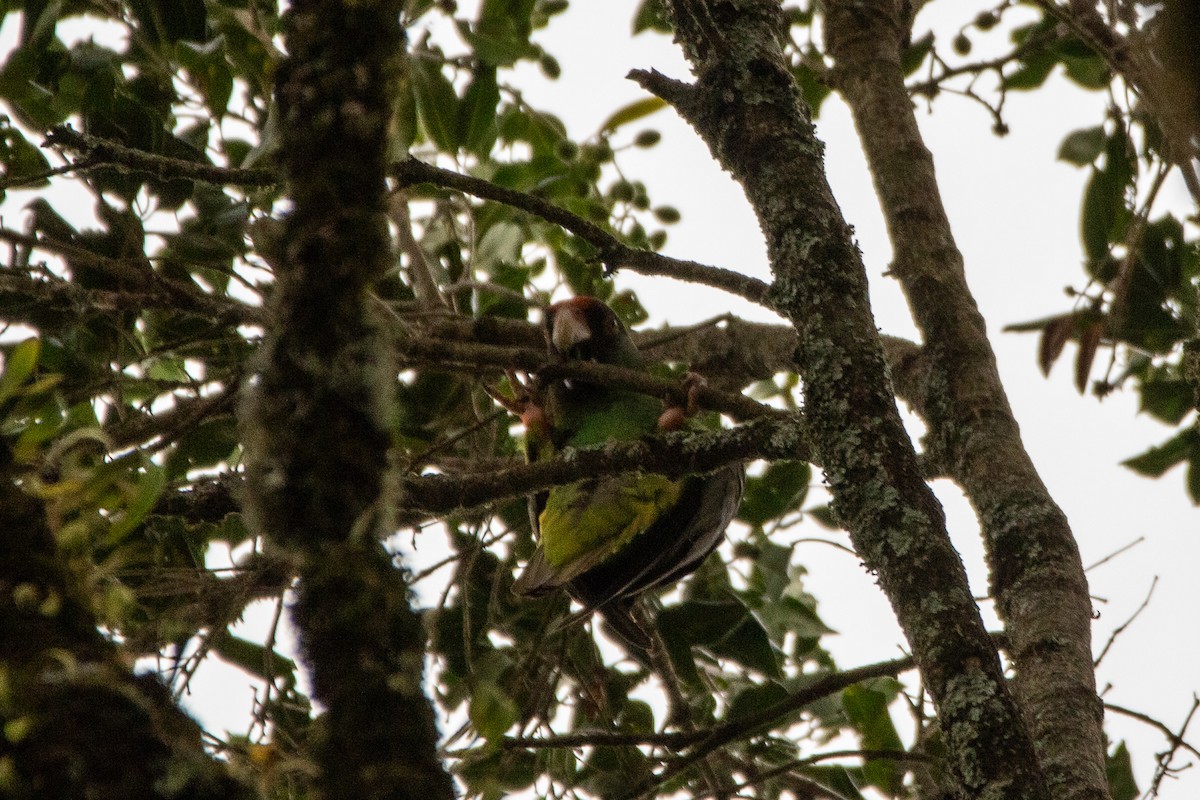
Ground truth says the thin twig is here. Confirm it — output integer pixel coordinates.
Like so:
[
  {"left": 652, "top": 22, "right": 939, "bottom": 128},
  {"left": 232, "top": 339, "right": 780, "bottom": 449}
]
[
  {"left": 1094, "top": 576, "right": 1157, "bottom": 667},
  {"left": 620, "top": 655, "right": 918, "bottom": 800},
  {"left": 1148, "top": 695, "right": 1200, "bottom": 797},
  {"left": 389, "top": 189, "right": 448, "bottom": 309},
  {"left": 1106, "top": 701, "right": 1200, "bottom": 761},
  {"left": 0, "top": 156, "right": 99, "bottom": 189},
  {"left": 1086, "top": 535, "right": 1145, "bottom": 571},
  {"left": 705, "top": 749, "right": 930, "bottom": 800}
]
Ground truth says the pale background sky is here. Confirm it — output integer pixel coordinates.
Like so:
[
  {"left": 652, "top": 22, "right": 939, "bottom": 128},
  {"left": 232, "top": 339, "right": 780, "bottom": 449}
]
[{"left": 2, "top": 2, "right": 1197, "bottom": 797}]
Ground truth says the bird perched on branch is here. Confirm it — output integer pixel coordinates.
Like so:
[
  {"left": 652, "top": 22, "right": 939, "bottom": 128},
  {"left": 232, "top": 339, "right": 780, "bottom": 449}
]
[{"left": 504, "top": 296, "right": 744, "bottom": 649}]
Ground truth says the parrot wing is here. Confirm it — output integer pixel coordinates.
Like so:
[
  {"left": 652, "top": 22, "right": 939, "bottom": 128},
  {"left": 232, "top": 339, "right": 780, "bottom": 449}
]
[
  {"left": 512, "top": 470, "right": 684, "bottom": 596},
  {"left": 568, "top": 462, "right": 745, "bottom": 611}
]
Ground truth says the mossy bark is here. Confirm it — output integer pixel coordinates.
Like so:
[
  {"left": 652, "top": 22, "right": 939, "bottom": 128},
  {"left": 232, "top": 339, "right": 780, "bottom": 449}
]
[
  {"left": 824, "top": 3, "right": 1108, "bottom": 798},
  {"left": 239, "top": 3, "right": 453, "bottom": 798},
  {"left": 634, "top": 1, "right": 1050, "bottom": 796}
]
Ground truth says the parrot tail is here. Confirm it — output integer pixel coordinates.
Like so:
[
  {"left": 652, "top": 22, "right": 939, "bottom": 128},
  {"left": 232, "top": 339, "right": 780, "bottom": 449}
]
[
  {"left": 597, "top": 599, "right": 652, "bottom": 651},
  {"left": 547, "top": 597, "right": 653, "bottom": 651}
]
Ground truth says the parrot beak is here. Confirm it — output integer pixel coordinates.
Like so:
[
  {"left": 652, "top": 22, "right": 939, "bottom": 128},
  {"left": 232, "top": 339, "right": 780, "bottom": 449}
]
[{"left": 550, "top": 305, "right": 593, "bottom": 359}]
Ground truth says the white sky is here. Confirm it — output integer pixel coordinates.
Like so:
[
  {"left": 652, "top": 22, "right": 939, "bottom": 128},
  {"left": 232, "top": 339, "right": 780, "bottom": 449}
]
[{"left": 2, "top": 2, "right": 1197, "bottom": 797}]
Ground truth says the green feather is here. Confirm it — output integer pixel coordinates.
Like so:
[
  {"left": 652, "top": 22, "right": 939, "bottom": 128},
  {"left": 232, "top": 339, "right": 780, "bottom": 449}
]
[{"left": 538, "top": 472, "right": 682, "bottom": 579}]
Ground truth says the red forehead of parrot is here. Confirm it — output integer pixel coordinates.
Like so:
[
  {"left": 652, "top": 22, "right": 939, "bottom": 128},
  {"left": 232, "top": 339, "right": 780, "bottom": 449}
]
[{"left": 545, "top": 296, "right": 620, "bottom": 355}]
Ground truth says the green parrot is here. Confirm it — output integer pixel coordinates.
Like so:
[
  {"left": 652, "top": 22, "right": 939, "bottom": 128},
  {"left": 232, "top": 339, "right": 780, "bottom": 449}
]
[{"left": 511, "top": 296, "right": 745, "bottom": 649}]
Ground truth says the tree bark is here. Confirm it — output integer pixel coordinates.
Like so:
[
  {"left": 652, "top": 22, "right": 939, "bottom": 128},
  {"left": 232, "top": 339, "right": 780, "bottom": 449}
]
[
  {"left": 635, "top": 1, "right": 1049, "bottom": 796},
  {"left": 823, "top": 4, "right": 1109, "bottom": 798},
  {"left": 239, "top": 3, "right": 454, "bottom": 798}
]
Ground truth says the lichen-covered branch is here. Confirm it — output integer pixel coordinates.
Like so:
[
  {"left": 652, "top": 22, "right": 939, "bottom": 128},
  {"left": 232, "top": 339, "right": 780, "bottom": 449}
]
[
  {"left": 823, "top": 4, "right": 1107, "bottom": 798},
  {"left": 635, "top": 1, "right": 1048, "bottom": 796},
  {"left": 238, "top": 3, "right": 453, "bottom": 798},
  {"left": 397, "top": 333, "right": 782, "bottom": 422},
  {"left": 399, "top": 414, "right": 807, "bottom": 518}
]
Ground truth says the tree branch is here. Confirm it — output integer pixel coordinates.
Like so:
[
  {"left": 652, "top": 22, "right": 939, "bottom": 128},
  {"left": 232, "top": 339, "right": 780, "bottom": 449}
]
[
  {"left": 0, "top": 268, "right": 262, "bottom": 330},
  {"left": 498, "top": 653, "right": 916, "bottom": 758},
  {"left": 824, "top": 4, "right": 1106, "bottom": 798},
  {"left": 640, "top": 1, "right": 1049, "bottom": 797},
  {"left": 398, "top": 415, "right": 808, "bottom": 518},
  {"left": 392, "top": 156, "right": 770, "bottom": 304},
  {"left": 42, "top": 125, "right": 278, "bottom": 187},
  {"left": 397, "top": 333, "right": 784, "bottom": 422},
  {"left": 623, "top": 654, "right": 917, "bottom": 800}
]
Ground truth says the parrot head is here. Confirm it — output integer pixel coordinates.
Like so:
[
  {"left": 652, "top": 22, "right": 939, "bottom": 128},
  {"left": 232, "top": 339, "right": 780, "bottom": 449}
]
[{"left": 544, "top": 296, "right": 644, "bottom": 370}]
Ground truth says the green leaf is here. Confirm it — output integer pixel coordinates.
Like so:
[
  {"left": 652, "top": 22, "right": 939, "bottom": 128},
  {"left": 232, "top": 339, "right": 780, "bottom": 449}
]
[
  {"left": 747, "top": 536, "right": 793, "bottom": 600},
  {"left": 796, "top": 765, "right": 867, "bottom": 800},
  {"left": 1058, "top": 126, "right": 1105, "bottom": 166},
  {"left": 1003, "top": 51, "right": 1057, "bottom": 90},
  {"left": 105, "top": 463, "right": 167, "bottom": 544},
  {"left": 469, "top": 681, "right": 519, "bottom": 741},
  {"left": 842, "top": 682, "right": 905, "bottom": 793},
  {"left": 164, "top": 415, "right": 240, "bottom": 480},
  {"left": 659, "top": 597, "right": 782, "bottom": 678},
  {"left": 474, "top": 220, "right": 524, "bottom": 273},
  {"left": 1081, "top": 167, "right": 1117, "bottom": 260},
  {"left": 599, "top": 97, "right": 666, "bottom": 133},
  {"left": 1063, "top": 53, "right": 1109, "bottom": 89},
  {"left": 618, "top": 699, "right": 655, "bottom": 734},
  {"left": 178, "top": 38, "right": 234, "bottom": 117},
  {"left": 632, "top": 0, "right": 672, "bottom": 34},
  {"left": 1122, "top": 428, "right": 1198, "bottom": 477},
  {"left": 459, "top": 65, "right": 499, "bottom": 157},
  {"left": 738, "top": 460, "right": 811, "bottom": 526},
  {"left": 1106, "top": 741, "right": 1139, "bottom": 800},
  {"left": 793, "top": 61, "right": 832, "bottom": 117},
  {"left": 411, "top": 54, "right": 460, "bottom": 151},
  {"left": 457, "top": 0, "right": 537, "bottom": 67},
  {"left": 761, "top": 594, "right": 836, "bottom": 641},
  {"left": 0, "top": 338, "right": 41, "bottom": 407},
  {"left": 213, "top": 633, "right": 299, "bottom": 685},
  {"left": 807, "top": 503, "right": 840, "bottom": 529},
  {"left": 1138, "top": 380, "right": 1194, "bottom": 424},
  {"left": 900, "top": 32, "right": 933, "bottom": 76}
]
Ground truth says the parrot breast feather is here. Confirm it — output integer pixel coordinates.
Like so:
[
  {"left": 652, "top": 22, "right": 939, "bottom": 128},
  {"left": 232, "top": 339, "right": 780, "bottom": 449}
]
[{"left": 536, "top": 472, "right": 682, "bottom": 586}]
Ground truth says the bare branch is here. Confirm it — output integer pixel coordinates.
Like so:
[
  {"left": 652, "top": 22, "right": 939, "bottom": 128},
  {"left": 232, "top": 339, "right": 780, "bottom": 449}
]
[
  {"left": 825, "top": 1, "right": 1104, "bottom": 795},
  {"left": 42, "top": 125, "right": 278, "bottom": 187},
  {"left": 1106, "top": 701, "right": 1200, "bottom": 762},
  {"left": 392, "top": 157, "right": 770, "bottom": 304}
]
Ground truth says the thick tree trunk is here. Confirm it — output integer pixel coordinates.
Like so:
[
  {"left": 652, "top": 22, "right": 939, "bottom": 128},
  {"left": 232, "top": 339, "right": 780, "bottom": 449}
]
[
  {"left": 239, "top": 3, "right": 454, "bottom": 798},
  {"left": 633, "top": 1, "right": 1050, "bottom": 796},
  {"left": 823, "top": 4, "right": 1109, "bottom": 799}
]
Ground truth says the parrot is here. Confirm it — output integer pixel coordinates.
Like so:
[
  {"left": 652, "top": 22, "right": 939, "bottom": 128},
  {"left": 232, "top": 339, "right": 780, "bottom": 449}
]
[{"left": 509, "top": 296, "right": 745, "bottom": 649}]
